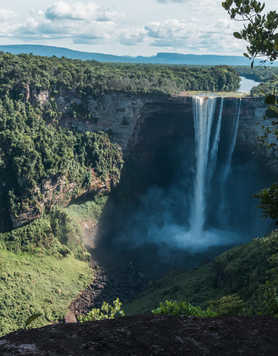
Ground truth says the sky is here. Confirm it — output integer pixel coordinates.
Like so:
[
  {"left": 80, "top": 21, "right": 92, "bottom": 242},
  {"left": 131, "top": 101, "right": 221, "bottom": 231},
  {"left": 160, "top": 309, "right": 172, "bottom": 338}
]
[{"left": 0, "top": 0, "right": 276, "bottom": 56}]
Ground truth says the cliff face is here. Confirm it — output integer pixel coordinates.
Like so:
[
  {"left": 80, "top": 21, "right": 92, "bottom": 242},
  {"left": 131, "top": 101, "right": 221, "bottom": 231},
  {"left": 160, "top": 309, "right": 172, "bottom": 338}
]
[
  {"left": 237, "top": 97, "right": 278, "bottom": 171},
  {"left": 4, "top": 89, "right": 275, "bottom": 231},
  {"left": 49, "top": 91, "right": 277, "bottom": 171}
]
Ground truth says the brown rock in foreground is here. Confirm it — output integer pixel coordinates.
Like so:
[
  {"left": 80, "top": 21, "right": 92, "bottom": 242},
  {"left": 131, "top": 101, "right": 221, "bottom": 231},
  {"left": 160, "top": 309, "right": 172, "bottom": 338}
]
[{"left": 1, "top": 314, "right": 278, "bottom": 355}]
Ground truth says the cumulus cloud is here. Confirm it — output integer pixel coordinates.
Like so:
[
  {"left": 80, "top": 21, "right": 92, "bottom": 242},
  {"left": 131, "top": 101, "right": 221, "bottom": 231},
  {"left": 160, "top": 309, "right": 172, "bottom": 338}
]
[
  {"left": 45, "top": 2, "right": 97, "bottom": 21},
  {"left": 0, "top": 9, "right": 17, "bottom": 37},
  {"left": 119, "top": 29, "right": 147, "bottom": 46},
  {"left": 45, "top": 1, "right": 119, "bottom": 23},
  {"left": 11, "top": 1, "right": 119, "bottom": 44},
  {"left": 144, "top": 18, "right": 243, "bottom": 54},
  {"left": 0, "top": 0, "right": 246, "bottom": 55}
]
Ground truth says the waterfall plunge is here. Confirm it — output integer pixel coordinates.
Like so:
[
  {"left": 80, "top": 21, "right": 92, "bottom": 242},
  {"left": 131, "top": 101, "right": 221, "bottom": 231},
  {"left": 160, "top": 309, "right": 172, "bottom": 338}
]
[
  {"left": 189, "top": 96, "right": 240, "bottom": 242},
  {"left": 119, "top": 95, "right": 244, "bottom": 252},
  {"left": 190, "top": 96, "right": 218, "bottom": 239}
]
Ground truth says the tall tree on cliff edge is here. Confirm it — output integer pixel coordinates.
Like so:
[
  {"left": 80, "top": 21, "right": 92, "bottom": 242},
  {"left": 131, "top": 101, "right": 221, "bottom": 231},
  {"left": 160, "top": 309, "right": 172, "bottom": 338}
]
[{"left": 222, "top": 0, "right": 278, "bottom": 222}]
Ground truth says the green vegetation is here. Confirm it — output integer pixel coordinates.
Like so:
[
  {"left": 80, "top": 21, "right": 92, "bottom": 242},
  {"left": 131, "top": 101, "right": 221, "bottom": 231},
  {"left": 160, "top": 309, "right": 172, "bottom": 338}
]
[
  {"left": 79, "top": 298, "right": 125, "bottom": 322},
  {"left": 251, "top": 78, "right": 278, "bottom": 97},
  {"left": 0, "top": 52, "right": 240, "bottom": 235},
  {"left": 223, "top": 1, "right": 278, "bottom": 225},
  {"left": 235, "top": 66, "right": 278, "bottom": 83},
  {"left": 125, "top": 230, "right": 278, "bottom": 317},
  {"left": 0, "top": 52, "right": 240, "bottom": 97},
  {"left": 152, "top": 300, "right": 216, "bottom": 317},
  {"left": 0, "top": 250, "right": 92, "bottom": 336},
  {"left": 0, "top": 94, "right": 122, "bottom": 233},
  {"left": 222, "top": 0, "right": 278, "bottom": 65}
]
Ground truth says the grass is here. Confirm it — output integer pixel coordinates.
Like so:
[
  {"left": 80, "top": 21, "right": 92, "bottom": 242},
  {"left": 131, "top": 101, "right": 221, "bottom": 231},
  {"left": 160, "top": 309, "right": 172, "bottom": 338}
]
[
  {"left": 0, "top": 195, "right": 108, "bottom": 337},
  {"left": 0, "top": 249, "right": 92, "bottom": 336},
  {"left": 62, "top": 194, "right": 108, "bottom": 249},
  {"left": 65, "top": 195, "right": 108, "bottom": 222}
]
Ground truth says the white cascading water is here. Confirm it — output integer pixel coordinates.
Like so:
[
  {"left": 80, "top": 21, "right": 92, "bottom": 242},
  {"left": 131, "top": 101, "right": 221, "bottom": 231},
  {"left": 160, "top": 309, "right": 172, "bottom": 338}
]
[
  {"left": 223, "top": 98, "right": 241, "bottom": 182},
  {"left": 209, "top": 97, "right": 224, "bottom": 177},
  {"left": 219, "top": 99, "right": 242, "bottom": 221},
  {"left": 189, "top": 96, "right": 241, "bottom": 240},
  {"left": 189, "top": 96, "right": 217, "bottom": 239}
]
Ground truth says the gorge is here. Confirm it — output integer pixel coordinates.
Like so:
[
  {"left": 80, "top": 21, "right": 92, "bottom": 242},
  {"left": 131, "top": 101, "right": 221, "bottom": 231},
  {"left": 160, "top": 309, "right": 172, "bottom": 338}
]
[
  {"left": 0, "top": 53, "right": 278, "bottom": 337},
  {"left": 96, "top": 94, "right": 275, "bottom": 256}
]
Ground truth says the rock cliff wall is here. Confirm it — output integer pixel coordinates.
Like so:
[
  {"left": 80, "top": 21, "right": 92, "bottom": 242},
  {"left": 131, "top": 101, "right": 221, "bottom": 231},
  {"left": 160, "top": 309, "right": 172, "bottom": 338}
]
[
  {"left": 50, "top": 91, "right": 277, "bottom": 171},
  {"left": 7, "top": 89, "right": 275, "bottom": 232}
]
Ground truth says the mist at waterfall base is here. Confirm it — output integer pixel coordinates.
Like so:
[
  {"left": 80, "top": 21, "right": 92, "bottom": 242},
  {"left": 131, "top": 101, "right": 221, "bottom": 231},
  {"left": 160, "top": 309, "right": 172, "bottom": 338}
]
[{"left": 112, "top": 96, "right": 273, "bottom": 267}]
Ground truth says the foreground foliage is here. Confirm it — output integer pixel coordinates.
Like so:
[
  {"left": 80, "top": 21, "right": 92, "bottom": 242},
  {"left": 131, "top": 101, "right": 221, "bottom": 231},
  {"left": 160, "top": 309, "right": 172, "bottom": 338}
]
[
  {"left": 79, "top": 298, "right": 125, "bottom": 322},
  {"left": 152, "top": 300, "right": 216, "bottom": 317}
]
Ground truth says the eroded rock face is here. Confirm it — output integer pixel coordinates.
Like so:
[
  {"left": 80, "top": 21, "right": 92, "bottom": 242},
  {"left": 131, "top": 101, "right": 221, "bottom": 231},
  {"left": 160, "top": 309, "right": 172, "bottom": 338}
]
[{"left": 60, "top": 93, "right": 149, "bottom": 151}]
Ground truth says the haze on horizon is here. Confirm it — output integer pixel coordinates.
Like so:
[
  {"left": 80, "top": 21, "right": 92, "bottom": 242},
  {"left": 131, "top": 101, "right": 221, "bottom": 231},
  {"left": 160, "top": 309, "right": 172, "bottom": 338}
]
[{"left": 0, "top": 0, "right": 276, "bottom": 57}]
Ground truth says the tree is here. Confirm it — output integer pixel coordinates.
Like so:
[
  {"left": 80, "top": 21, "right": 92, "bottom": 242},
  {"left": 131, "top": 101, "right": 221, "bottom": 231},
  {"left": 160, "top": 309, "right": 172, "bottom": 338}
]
[
  {"left": 222, "top": 0, "right": 278, "bottom": 66},
  {"left": 223, "top": 0, "right": 278, "bottom": 222}
]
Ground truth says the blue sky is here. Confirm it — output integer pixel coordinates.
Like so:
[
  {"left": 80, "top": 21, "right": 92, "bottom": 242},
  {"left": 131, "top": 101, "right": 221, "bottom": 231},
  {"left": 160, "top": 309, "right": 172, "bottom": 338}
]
[{"left": 0, "top": 0, "right": 276, "bottom": 56}]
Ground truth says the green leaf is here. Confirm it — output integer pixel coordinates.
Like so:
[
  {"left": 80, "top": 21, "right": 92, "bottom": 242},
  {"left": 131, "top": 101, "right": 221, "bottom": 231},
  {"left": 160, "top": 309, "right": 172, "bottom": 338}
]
[{"left": 233, "top": 32, "right": 243, "bottom": 39}]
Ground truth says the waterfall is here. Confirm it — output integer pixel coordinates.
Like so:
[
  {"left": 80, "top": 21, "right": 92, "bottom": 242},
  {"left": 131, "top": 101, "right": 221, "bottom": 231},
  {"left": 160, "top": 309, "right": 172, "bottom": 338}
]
[
  {"left": 189, "top": 96, "right": 242, "bottom": 240},
  {"left": 189, "top": 96, "right": 218, "bottom": 238},
  {"left": 209, "top": 97, "right": 224, "bottom": 181},
  {"left": 223, "top": 98, "right": 241, "bottom": 182},
  {"left": 218, "top": 99, "right": 241, "bottom": 223},
  {"left": 189, "top": 96, "right": 241, "bottom": 240}
]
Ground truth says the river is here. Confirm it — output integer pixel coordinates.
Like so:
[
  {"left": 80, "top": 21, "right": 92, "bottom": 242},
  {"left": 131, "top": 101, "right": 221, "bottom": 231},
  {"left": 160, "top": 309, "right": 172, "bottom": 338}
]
[{"left": 237, "top": 76, "right": 260, "bottom": 94}]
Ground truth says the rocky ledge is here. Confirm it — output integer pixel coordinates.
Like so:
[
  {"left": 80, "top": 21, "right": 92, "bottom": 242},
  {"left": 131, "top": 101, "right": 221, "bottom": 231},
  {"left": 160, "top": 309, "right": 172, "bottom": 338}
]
[{"left": 1, "top": 315, "right": 278, "bottom": 355}]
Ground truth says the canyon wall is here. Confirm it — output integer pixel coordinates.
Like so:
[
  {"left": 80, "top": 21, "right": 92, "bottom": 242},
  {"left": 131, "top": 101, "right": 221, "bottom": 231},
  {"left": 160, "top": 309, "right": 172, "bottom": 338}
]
[
  {"left": 51, "top": 91, "right": 277, "bottom": 171},
  {"left": 6, "top": 90, "right": 275, "bottom": 232}
]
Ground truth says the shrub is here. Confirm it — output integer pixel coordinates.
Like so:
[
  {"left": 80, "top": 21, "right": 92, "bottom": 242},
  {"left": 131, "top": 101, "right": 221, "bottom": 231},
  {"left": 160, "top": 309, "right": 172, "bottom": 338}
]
[
  {"left": 152, "top": 300, "right": 216, "bottom": 318},
  {"left": 207, "top": 294, "right": 246, "bottom": 316},
  {"left": 78, "top": 298, "right": 125, "bottom": 322}
]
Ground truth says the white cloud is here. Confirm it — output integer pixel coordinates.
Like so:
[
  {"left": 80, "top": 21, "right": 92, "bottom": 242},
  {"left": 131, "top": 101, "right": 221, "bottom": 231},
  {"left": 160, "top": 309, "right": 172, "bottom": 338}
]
[
  {"left": 144, "top": 18, "right": 243, "bottom": 54},
  {"left": 0, "top": 9, "right": 15, "bottom": 21},
  {"left": 145, "top": 19, "right": 189, "bottom": 40},
  {"left": 0, "top": 9, "right": 17, "bottom": 37},
  {"left": 0, "top": 0, "right": 253, "bottom": 55},
  {"left": 45, "top": 1, "right": 119, "bottom": 22},
  {"left": 119, "top": 29, "right": 147, "bottom": 46},
  {"left": 11, "top": 2, "right": 119, "bottom": 44}
]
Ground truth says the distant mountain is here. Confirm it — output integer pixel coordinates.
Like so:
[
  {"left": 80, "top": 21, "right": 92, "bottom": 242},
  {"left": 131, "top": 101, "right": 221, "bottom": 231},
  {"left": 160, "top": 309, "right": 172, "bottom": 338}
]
[{"left": 0, "top": 44, "right": 276, "bottom": 66}]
